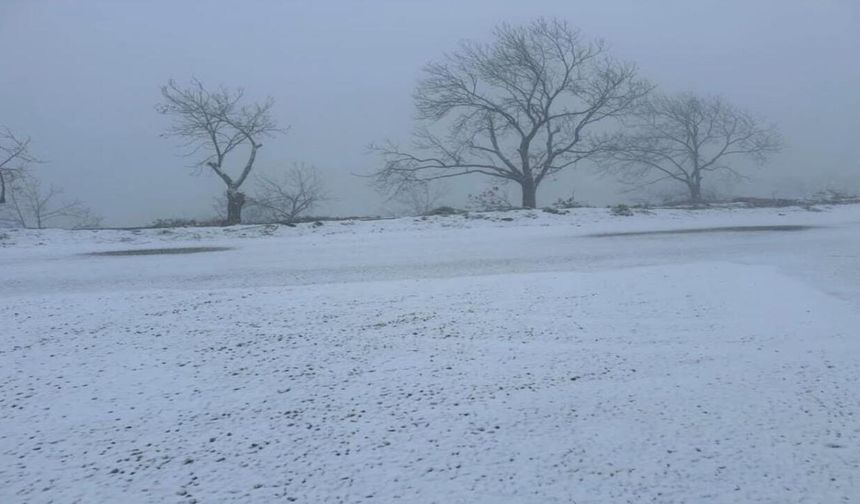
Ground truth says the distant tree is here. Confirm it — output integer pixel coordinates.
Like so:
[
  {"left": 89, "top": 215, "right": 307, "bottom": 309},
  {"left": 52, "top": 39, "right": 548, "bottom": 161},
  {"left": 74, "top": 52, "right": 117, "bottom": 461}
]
[
  {"left": 0, "top": 127, "right": 39, "bottom": 204},
  {"left": 249, "top": 163, "right": 326, "bottom": 223},
  {"left": 157, "top": 79, "right": 282, "bottom": 225},
  {"left": 390, "top": 181, "right": 449, "bottom": 216},
  {"left": 0, "top": 174, "right": 101, "bottom": 229},
  {"left": 602, "top": 93, "right": 782, "bottom": 204},
  {"left": 372, "top": 18, "right": 650, "bottom": 208}
]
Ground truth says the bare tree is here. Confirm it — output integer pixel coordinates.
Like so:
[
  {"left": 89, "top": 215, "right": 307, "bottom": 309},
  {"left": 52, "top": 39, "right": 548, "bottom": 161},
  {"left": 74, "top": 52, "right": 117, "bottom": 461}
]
[
  {"left": 372, "top": 18, "right": 650, "bottom": 208},
  {"left": 0, "top": 174, "right": 101, "bottom": 229},
  {"left": 0, "top": 127, "right": 39, "bottom": 204},
  {"left": 602, "top": 93, "right": 782, "bottom": 204},
  {"left": 391, "top": 181, "right": 449, "bottom": 216},
  {"left": 157, "top": 78, "right": 282, "bottom": 225},
  {"left": 249, "top": 164, "right": 326, "bottom": 223}
]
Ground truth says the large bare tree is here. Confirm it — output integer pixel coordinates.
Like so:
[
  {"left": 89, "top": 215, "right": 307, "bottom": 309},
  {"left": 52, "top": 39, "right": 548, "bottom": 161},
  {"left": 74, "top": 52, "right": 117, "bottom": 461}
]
[
  {"left": 372, "top": 18, "right": 650, "bottom": 208},
  {"left": 602, "top": 93, "right": 782, "bottom": 203},
  {"left": 0, "top": 127, "right": 39, "bottom": 205},
  {"left": 157, "top": 79, "right": 281, "bottom": 225}
]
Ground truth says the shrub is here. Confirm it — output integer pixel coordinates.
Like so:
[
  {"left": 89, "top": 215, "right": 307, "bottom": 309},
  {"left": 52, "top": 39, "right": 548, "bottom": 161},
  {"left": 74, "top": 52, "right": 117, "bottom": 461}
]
[
  {"left": 149, "top": 217, "right": 223, "bottom": 228},
  {"left": 552, "top": 194, "right": 583, "bottom": 209},
  {"left": 467, "top": 186, "right": 513, "bottom": 211},
  {"left": 423, "top": 206, "right": 466, "bottom": 216},
  {"left": 810, "top": 189, "right": 859, "bottom": 204},
  {"left": 542, "top": 207, "right": 566, "bottom": 215},
  {"left": 610, "top": 204, "right": 634, "bottom": 216}
]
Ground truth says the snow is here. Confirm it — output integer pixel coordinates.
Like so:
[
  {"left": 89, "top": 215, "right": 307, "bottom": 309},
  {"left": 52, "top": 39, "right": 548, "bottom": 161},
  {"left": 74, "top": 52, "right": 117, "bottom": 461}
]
[{"left": 2, "top": 205, "right": 859, "bottom": 503}]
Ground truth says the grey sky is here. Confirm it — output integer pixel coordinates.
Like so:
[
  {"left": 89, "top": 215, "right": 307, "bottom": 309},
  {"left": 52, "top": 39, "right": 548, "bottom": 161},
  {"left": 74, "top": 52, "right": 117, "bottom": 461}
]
[{"left": 2, "top": 0, "right": 858, "bottom": 225}]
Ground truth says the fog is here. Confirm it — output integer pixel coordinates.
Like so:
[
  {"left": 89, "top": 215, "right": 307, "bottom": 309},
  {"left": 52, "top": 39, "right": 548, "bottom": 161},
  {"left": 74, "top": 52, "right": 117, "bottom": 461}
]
[{"left": 2, "top": 0, "right": 858, "bottom": 226}]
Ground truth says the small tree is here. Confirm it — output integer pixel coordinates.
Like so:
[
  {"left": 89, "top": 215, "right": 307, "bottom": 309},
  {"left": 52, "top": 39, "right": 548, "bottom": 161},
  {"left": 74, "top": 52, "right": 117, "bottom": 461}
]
[
  {"left": 390, "top": 181, "right": 449, "bottom": 216},
  {"left": 249, "top": 164, "right": 326, "bottom": 223},
  {"left": 603, "top": 93, "right": 782, "bottom": 203},
  {"left": 373, "top": 18, "right": 650, "bottom": 208},
  {"left": 0, "top": 174, "right": 101, "bottom": 229},
  {"left": 0, "top": 127, "right": 39, "bottom": 205},
  {"left": 157, "top": 79, "right": 281, "bottom": 225}
]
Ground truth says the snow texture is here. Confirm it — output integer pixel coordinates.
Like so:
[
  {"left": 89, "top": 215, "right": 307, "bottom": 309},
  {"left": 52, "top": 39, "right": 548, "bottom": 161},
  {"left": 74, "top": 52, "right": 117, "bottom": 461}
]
[{"left": 2, "top": 205, "right": 859, "bottom": 503}]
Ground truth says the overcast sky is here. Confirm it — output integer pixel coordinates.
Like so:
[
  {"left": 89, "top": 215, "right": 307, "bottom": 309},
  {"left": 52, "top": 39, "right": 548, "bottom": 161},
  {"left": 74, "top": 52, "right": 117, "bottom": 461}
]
[{"left": 2, "top": 0, "right": 858, "bottom": 225}]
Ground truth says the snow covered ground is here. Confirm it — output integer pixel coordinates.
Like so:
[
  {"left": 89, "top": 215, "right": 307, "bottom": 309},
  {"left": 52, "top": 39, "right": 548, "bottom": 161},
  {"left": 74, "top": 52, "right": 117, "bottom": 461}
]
[{"left": 1, "top": 205, "right": 859, "bottom": 503}]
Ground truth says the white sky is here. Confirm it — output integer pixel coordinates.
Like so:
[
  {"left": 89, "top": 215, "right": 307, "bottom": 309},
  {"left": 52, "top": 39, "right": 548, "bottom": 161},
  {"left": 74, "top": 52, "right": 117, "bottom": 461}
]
[{"left": 2, "top": 0, "right": 858, "bottom": 225}]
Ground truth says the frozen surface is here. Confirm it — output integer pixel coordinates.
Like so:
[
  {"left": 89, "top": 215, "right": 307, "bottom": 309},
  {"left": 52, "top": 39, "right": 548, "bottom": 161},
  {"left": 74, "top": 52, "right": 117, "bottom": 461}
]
[{"left": 1, "top": 205, "right": 859, "bottom": 503}]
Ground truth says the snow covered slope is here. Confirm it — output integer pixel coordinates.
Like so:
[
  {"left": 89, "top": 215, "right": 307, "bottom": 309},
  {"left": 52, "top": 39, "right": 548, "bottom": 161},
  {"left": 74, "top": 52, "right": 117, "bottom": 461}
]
[{"left": 1, "top": 205, "right": 859, "bottom": 503}]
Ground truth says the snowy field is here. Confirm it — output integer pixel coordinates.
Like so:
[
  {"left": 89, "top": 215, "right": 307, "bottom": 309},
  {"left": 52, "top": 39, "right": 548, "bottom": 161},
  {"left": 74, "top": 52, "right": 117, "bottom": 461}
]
[{"left": 2, "top": 205, "right": 859, "bottom": 503}]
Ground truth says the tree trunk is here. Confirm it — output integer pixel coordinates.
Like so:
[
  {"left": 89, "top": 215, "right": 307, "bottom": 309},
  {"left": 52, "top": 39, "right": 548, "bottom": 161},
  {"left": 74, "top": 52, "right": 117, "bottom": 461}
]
[
  {"left": 688, "top": 182, "right": 703, "bottom": 205},
  {"left": 0, "top": 172, "right": 6, "bottom": 204},
  {"left": 226, "top": 189, "right": 246, "bottom": 225},
  {"left": 520, "top": 178, "right": 537, "bottom": 208}
]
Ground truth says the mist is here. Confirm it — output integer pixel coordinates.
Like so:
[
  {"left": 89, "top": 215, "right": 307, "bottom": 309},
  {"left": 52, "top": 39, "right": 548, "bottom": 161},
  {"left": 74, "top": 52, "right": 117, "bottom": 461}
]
[
  {"left": 5, "top": 3, "right": 860, "bottom": 501},
  {"left": 2, "top": 0, "right": 858, "bottom": 226}
]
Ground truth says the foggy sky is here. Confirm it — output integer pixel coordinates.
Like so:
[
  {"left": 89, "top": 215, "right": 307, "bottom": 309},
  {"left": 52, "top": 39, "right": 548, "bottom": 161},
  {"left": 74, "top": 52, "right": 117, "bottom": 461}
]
[{"left": 2, "top": 0, "right": 858, "bottom": 225}]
